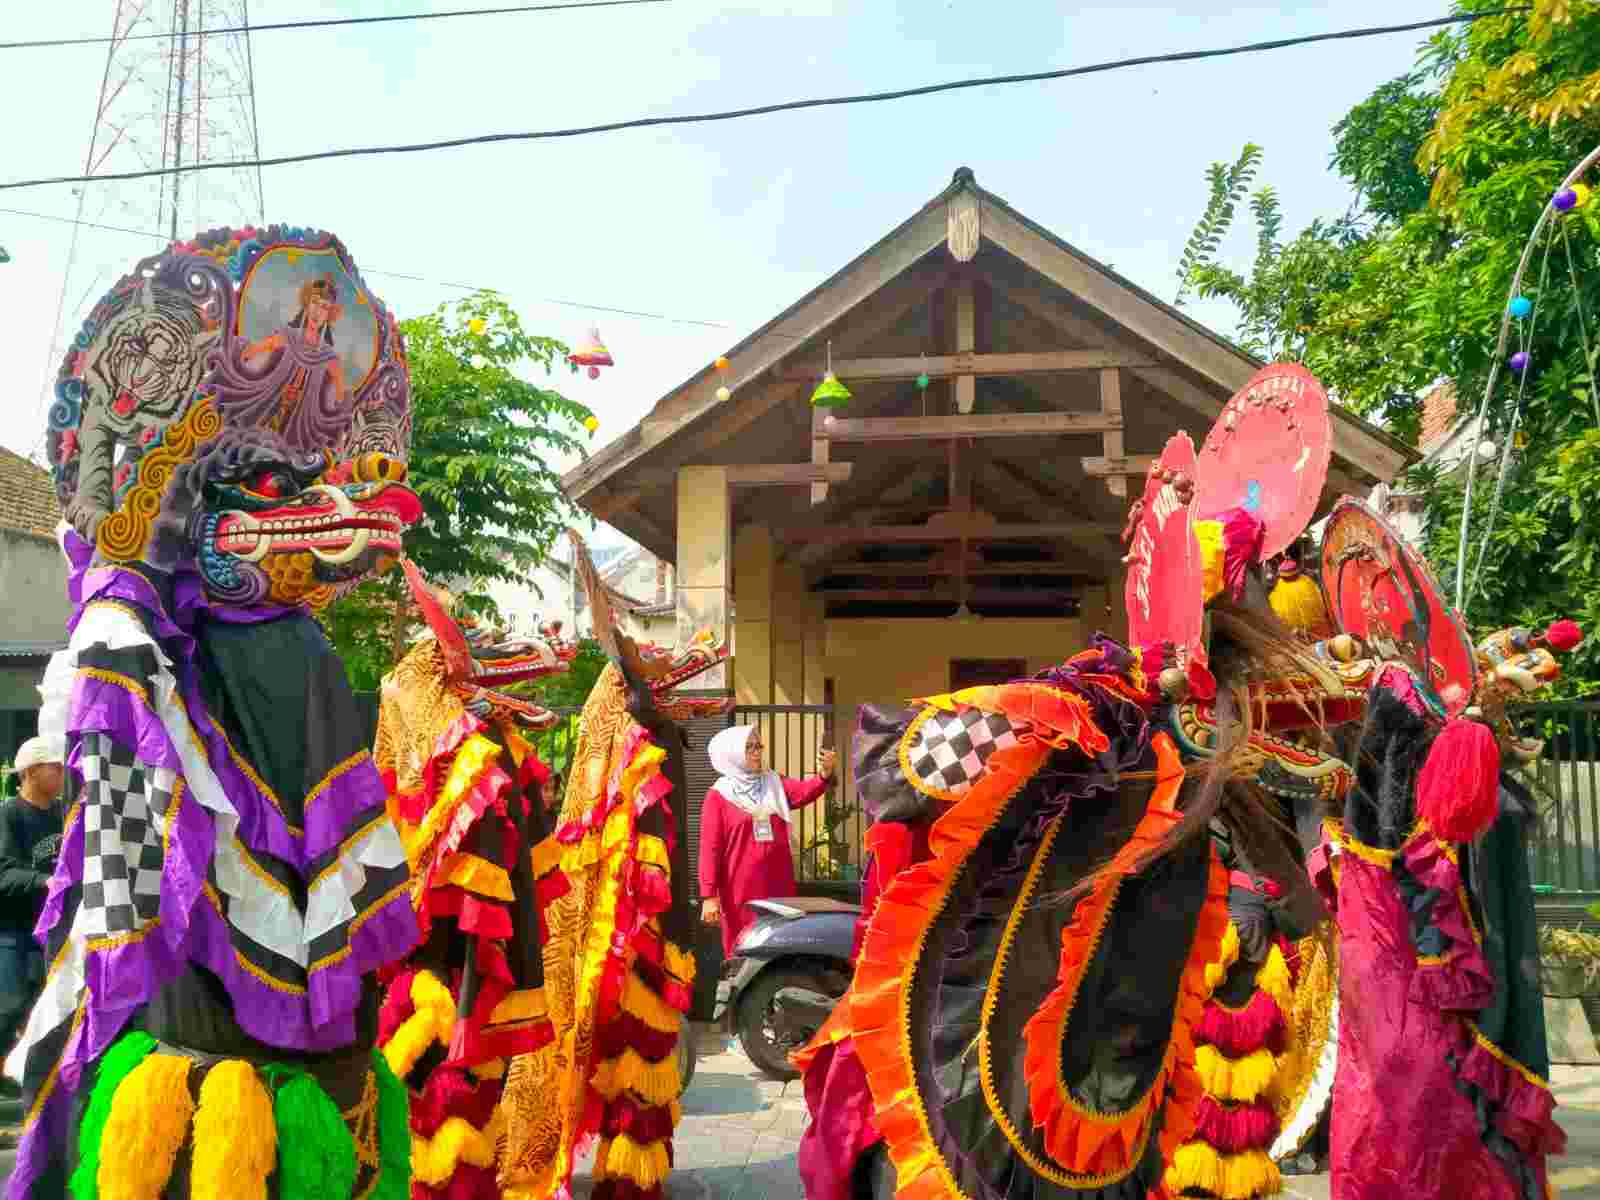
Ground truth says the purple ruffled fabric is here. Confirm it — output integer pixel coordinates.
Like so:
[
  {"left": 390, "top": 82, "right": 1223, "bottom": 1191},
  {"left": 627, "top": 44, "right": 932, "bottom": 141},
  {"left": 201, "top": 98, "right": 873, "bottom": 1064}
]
[{"left": 7, "top": 554, "right": 417, "bottom": 1200}]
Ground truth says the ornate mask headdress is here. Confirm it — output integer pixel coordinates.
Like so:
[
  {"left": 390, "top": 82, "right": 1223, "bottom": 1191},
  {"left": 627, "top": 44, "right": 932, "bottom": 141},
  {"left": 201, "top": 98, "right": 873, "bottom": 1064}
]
[{"left": 49, "top": 226, "right": 418, "bottom": 608}]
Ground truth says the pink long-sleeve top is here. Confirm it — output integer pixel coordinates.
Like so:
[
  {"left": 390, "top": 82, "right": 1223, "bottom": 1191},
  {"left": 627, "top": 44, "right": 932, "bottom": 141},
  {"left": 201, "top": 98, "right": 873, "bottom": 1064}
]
[{"left": 699, "top": 774, "right": 828, "bottom": 957}]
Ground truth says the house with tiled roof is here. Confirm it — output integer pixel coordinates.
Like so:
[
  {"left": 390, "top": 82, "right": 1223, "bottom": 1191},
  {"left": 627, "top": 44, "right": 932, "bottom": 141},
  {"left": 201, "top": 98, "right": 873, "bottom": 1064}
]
[{"left": 0, "top": 446, "right": 69, "bottom": 766}]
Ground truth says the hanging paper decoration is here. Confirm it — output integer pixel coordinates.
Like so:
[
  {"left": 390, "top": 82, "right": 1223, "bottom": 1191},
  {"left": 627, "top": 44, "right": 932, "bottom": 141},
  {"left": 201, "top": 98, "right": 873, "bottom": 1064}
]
[
  {"left": 584, "top": 415, "right": 599, "bottom": 433},
  {"left": 569, "top": 327, "right": 613, "bottom": 381},
  {"left": 809, "top": 340, "right": 852, "bottom": 409},
  {"left": 0, "top": 245, "right": 10, "bottom": 264}
]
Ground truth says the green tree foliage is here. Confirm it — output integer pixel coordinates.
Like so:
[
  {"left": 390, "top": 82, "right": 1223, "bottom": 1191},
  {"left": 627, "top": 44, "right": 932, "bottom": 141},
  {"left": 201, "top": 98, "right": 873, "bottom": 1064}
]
[
  {"left": 1175, "top": 0, "right": 1600, "bottom": 693},
  {"left": 324, "top": 292, "right": 595, "bottom": 690}
]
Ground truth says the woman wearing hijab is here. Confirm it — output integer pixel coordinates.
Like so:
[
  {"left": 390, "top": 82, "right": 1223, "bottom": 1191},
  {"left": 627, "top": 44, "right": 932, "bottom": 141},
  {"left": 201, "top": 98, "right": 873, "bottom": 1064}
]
[{"left": 699, "top": 725, "right": 837, "bottom": 956}]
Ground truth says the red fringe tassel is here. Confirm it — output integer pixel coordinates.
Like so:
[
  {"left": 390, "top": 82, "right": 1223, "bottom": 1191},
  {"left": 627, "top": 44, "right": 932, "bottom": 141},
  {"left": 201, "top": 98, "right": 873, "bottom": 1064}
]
[
  {"left": 1192, "top": 1096, "right": 1278, "bottom": 1153},
  {"left": 1195, "top": 989, "right": 1286, "bottom": 1058}
]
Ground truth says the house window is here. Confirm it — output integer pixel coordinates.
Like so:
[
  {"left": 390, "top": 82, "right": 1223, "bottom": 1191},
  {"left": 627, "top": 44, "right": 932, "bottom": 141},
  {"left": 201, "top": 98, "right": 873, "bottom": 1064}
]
[{"left": 949, "top": 659, "right": 1027, "bottom": 690}]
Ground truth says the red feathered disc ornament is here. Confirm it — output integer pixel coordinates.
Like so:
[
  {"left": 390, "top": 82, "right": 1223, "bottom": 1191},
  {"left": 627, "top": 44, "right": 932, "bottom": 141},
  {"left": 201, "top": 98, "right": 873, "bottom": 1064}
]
[
  {"left": 1416, "top": 718, "right": 1502, "bottom": 843},
  {"left": 1545, "top": 619, "right": 1583, "bottom": 653}
]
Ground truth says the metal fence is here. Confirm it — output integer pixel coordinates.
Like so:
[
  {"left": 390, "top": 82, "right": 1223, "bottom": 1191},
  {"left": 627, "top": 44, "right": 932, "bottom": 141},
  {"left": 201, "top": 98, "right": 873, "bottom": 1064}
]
[
  {"left": 1514, "top": 700, "right": 1600, "bottom": 899},
  {"left": 732, "top": 704, "right": 858, "bottom": 890}
]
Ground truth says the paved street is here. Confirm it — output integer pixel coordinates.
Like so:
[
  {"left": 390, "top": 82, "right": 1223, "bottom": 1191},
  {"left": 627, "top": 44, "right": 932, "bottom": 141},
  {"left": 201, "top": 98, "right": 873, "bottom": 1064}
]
[{"left": 661, "top": 1043, "right": 1600, "bottom": 1200}]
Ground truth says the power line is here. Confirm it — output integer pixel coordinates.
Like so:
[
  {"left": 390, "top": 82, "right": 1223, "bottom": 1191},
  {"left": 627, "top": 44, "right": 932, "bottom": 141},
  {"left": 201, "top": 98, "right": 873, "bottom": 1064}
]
[
  {"left": 0, "top": 203, "right": 739, "bottom": 330},
  {"left": 0, "top": 0, "right": 670, "bottom": 51},
  {"left": 0, "top": 7, "right": 1531, "bottom": 194}
]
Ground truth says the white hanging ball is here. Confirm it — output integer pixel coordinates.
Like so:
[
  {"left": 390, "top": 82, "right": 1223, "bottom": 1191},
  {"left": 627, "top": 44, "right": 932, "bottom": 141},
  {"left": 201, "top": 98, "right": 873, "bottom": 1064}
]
[
  {"left": 1476, "top": 439, "right": 1497, "bottom": 461},
  {"left": 715, "top": 385, "right": 731, "bottom": 402}
]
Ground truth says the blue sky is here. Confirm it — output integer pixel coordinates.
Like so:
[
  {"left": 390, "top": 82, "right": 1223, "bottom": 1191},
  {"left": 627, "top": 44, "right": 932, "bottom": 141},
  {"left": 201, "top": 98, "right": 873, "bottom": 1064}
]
[{"left": 1, "top": 0, "right": 1445, "bottom": 535}]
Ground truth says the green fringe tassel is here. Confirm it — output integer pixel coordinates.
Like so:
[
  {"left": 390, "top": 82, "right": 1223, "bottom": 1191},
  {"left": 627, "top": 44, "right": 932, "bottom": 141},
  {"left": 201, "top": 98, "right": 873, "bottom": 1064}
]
[
  {"left": 369, "top": 1051, "right": 412, "bottom": 1200},
  {"left": 70, "top": 1030, "right": 158, "bottom": 1200},
  {"left": 263, "top": 1066, "right": 358, "bottom": 1200}
]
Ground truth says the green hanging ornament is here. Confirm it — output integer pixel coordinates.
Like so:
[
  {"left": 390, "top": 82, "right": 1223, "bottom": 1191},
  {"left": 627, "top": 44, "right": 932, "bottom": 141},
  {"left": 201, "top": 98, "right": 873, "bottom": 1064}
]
[
  {"left": 810, "top": 341, "right": 852, "bottom": 409},
  {"left": 811, "top": 372, "right": 851, "bottom": 408},
  {"left": 0, "top": 246, "right": 10, "bottom": 264},
  {"left": 916, "top": 372, "right": 930, "bottom": 390}
]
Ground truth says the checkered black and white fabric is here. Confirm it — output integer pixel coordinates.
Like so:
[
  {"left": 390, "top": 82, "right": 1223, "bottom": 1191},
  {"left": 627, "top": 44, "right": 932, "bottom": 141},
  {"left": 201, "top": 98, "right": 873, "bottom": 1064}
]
[
  {"left": 77, "top": 731, "right": 173, "bottom": 938},
  {"left": 903, "top": 706, "right": 1024, "bottom": 797}
]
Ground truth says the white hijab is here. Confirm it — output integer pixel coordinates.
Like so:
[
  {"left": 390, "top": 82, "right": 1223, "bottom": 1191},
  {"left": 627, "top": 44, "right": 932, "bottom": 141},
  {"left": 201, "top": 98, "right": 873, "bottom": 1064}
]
[{"left": 708, "top": 724, "right": 789, "bottom": 819}]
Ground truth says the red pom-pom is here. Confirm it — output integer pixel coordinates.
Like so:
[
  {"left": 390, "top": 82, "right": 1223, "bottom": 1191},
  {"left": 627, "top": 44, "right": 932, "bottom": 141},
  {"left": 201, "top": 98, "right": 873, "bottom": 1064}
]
[
  {"left": 1546, "top": 619, "right": 1583, "bottom": 653},
  {"left": 1416, "top": 718, "right": 1501, "bottom": 843}
]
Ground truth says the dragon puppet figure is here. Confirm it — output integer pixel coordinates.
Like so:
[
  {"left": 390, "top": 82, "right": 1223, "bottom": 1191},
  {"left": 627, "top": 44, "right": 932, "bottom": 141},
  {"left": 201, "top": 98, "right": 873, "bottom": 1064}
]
[
  {"left": 1308, "top": 497, "right": 1576, "bottom": 1200},
  {"left": 7, "top": 228, "right": 424, "bottom": 1200},
  {"left": 372, "top": 559, "right": 577, "bottom": 1198},
  {"left": 495, "top": 530, "right": 729, "bottom": 1200},
  {"left": 794, "top": 364, "right": 1361, "bottom": 1200}
]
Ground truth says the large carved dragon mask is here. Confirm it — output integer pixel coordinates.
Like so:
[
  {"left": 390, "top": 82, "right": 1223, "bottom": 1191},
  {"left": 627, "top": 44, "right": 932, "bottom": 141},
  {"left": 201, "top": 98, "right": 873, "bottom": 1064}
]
[
  {"left": 566, "top": 529, "right": 730, "bottom": 725},
  {"left": 397, "top": 557, "right": 576, "bottom": 729},
  {"left": 48, "top": 227, "right": 418, "bottom": 609}
]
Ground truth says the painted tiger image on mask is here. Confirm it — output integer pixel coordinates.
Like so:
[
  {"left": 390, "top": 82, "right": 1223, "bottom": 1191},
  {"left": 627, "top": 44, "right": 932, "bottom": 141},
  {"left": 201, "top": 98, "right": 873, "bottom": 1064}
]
[{"left": 82, "top": 279, "right": 220, "bottom": 434}]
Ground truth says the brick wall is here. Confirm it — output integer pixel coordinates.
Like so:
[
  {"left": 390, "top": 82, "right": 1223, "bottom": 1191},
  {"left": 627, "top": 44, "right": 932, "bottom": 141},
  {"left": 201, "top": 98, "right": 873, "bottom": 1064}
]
[{"left": 1420, "top": 381, "right": 1459, "bottom": 451}]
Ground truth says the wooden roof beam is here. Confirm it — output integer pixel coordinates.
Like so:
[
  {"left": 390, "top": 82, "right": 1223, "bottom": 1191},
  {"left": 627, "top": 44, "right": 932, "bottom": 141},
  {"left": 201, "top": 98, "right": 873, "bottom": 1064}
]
[
  {"left": 777, "top": 520, "right": 1119, "bottom": 545},
  {"left": 811, "top": 559, "right": 1094, "bottom": 582},
  {"left": 817, "top": 586, "right": 1079, "bottom": 605},
  {"left": 777, "top": 349, "right": 1154, "bottom": 383},
  {"left": 817, "top": 411, "right": 1119, "bottom": 443},
  {"left": 1082, "top": 455, "right": 1158, "bottom": 479}
]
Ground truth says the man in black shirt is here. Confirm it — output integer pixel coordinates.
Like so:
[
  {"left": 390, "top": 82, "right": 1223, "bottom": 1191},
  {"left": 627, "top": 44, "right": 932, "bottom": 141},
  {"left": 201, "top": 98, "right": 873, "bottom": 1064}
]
[{"left": 0, "top": 736, "right": 66, "bottom": 1063}]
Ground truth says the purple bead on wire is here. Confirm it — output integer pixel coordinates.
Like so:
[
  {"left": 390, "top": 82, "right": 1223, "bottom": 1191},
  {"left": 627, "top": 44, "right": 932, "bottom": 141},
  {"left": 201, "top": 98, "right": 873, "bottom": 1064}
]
[
  {"left": 1554, "top": 188, "right": 1578, "bottom": 212},
  {"left": 1510, "top": 351, "right": 1531, "bottom": 372}
]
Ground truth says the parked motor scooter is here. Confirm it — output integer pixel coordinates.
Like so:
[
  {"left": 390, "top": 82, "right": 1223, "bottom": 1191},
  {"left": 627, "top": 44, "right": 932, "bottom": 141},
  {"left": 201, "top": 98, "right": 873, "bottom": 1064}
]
[{"left": 716, "top": 896, "right": 860, "bottom": 1080}]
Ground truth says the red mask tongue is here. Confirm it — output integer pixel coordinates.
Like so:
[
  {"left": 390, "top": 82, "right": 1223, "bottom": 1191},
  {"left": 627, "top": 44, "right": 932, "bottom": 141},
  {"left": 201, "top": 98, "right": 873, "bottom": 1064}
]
[{"left": 399, "top": 558, "right": 474, "bottom": 681}]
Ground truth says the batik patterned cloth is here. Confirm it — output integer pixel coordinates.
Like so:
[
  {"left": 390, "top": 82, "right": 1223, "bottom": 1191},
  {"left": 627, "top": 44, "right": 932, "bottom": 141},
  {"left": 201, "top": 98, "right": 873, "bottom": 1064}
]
[
  {"left": 499, "top": 662, "right": 694, "bottom": 1200},
  {"left": 373, "top": 632, "right": 566, "bottom": 1200}
]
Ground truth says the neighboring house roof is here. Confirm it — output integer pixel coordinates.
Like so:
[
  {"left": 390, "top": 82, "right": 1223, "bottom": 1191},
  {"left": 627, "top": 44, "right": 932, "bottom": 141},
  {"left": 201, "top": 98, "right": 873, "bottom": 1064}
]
[
  {"left": 562, "top": 167, "right": 1418, "bottom": 555},
  {"left": 0, "top": 641, "right": 67, "bottom": 659},
  {"left": 0, "top": 447, "right": 62, "bottom": 540}
]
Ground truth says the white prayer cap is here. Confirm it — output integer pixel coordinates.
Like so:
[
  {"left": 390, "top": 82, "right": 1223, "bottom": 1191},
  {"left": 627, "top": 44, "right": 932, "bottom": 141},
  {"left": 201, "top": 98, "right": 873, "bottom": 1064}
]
[{"left": 13, "top": 736, "right": 64, "bottom": 773}]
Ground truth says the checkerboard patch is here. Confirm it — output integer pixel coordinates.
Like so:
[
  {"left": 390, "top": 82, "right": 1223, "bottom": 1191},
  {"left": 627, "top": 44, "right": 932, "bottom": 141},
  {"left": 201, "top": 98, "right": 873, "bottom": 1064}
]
[
  {"left": 77, "top": 731, "right": 174, "bottom": 938},
  {"left": 903, "top": 706, "right": 1025, "bottom": 797}
]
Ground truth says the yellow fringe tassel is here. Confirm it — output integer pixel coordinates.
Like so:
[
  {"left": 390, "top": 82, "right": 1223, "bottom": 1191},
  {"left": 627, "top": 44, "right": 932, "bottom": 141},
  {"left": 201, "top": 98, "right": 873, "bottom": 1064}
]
[
  {"left": 591, "top": 1047, "right": 683, "bottom": 1105},
  {"left": 190, "top": 1059, "right": 278, "bottom": 1200},
  {"left": 595, "top": 1134, "right": 672, "bottom": 1189},
  {"left": 1268, "top": 573, "right": 1329, "bottom": 639},
  {"left": 384, "top": 968, "right": 456, "bottom": 1079},
  {"left": 470, "top": 1057, "right": 506, "bottom": 1080},
  {"left": 98, "top": 1053, "right": 196, "bottom": 1200},
  {"left": 411, "top": 1115, "right": 497, "bottom": 1187},
  {"left": 664, "top": 939, "right": 696, "bottom": 986},
  {"left": 1205, "top": 922, "right": 1242, "bottom": 993},
  {"left": 1165, "top": 1141, "right": 1282, "bottom": 1199},
  {"left": 1255, "top": 943, "right": 1294, "bottom": 1019},
  {"left": 1195, "top": 1044, "right": 1280, "bottom": 1103},
  {"left": 1194, "top": 520, "right": 1226, "bottom": 604},
  {"left": 623, "top": 972, "right": 684, "bottom": 1035}
]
